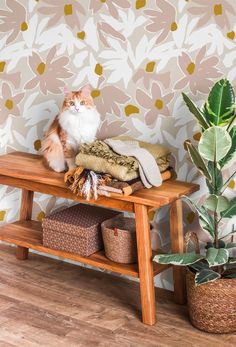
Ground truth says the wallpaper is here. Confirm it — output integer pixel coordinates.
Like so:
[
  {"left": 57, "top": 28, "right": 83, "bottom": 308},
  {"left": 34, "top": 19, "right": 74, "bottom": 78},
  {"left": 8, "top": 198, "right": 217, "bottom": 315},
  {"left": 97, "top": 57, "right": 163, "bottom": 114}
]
[{"left": 0, "top": 0, "right": 236, "bottom": 290}]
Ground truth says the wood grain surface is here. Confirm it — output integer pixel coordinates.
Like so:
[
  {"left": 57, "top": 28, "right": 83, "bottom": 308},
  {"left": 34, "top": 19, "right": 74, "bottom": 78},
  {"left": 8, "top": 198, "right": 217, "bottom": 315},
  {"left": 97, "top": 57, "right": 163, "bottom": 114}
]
[
  {"left": 0, "top": 220, "right": 170, "bottom": 278},
  {"left": 135, "top": 203, "right": 156, "bottom": 325},
  {"left": 170, "top": 199, "right": 187, "bottom": 304},
  {"left": 0, "top": 244, "right": 234, "bottom": 347},
  {"left": 0, "top": 152, "right": 199, "bottom": 209}
]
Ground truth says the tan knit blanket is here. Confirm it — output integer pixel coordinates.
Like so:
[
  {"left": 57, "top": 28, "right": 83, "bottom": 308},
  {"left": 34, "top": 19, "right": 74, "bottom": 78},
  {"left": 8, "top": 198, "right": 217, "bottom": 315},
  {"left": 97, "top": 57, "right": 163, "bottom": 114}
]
[{"left": 76, "top": 137, "right": 171, "bottom": 182}]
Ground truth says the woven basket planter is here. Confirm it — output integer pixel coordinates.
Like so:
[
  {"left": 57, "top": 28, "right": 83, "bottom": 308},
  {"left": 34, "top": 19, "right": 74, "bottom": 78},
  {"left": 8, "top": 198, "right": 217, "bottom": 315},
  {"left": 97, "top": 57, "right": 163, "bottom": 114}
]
[
  {"left": 186, "top": 268, "right": 236, "bottom": 333},
  {"left": 101, "top": 216, "right": 137, "bottom": 264}
]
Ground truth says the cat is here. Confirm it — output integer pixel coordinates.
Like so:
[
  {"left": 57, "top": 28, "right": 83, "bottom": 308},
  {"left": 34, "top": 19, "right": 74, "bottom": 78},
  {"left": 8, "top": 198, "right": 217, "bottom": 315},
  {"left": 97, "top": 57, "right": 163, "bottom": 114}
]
[{"left": 42, "top": 84, "right": 101, "bottom": 172}]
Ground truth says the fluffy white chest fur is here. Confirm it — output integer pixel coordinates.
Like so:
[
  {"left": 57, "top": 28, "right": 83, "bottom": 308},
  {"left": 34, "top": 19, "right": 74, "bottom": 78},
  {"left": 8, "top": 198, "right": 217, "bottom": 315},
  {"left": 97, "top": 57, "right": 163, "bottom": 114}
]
[{"left": 59, "top": 108, "right": 100, "bottom": 146}]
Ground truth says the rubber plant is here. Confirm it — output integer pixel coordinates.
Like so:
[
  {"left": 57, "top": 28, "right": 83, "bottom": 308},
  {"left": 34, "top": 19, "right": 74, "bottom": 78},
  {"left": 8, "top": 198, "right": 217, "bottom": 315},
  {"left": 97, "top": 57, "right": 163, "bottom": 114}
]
[{"left": 154, "top": 78, "right": 236, "bottom": 285}]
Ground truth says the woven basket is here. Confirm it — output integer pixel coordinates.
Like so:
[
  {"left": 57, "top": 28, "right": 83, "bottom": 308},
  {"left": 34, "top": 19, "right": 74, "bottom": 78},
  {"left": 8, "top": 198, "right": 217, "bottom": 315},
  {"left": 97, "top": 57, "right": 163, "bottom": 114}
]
[
  {"left": 42, "top": 204, "right": 120, "bottom": 257},
  {"left": 101, "top": 216, "right": 137, "bottom": 264},
  {"left": 185, "top": 231, "right": 236, "bottom": 333}
]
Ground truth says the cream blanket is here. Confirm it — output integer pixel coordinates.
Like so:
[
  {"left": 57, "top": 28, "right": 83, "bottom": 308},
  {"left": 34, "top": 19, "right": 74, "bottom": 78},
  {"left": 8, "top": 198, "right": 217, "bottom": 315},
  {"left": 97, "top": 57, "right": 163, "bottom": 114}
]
[{"left": 105, "top": 139, "right": 162, "bottom": 188}]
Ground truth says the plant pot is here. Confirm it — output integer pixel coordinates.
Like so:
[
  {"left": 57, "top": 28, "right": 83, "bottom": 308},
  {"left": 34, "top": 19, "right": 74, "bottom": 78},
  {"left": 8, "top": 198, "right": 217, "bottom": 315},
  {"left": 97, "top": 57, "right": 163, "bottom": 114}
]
[{"left": 186, "top": 268, "right": 236, "bottom": 333}]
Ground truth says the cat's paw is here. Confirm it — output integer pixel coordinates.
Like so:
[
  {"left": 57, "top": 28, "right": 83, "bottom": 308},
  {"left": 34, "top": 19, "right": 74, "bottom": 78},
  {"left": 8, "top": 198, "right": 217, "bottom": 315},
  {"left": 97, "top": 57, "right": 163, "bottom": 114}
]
[
  {"left": 53, "top": 167, "right": 65, "bottom": 173},
  {"left": 50, "top": 163, "right": 66, "bottom": 172}
]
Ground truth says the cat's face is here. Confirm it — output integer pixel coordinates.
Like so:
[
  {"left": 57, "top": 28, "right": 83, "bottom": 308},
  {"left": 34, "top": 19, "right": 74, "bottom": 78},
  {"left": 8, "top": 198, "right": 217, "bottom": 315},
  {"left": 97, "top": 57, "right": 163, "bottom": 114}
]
[{"left": 63, "top": 85, "right": 94, "bottom": 114}]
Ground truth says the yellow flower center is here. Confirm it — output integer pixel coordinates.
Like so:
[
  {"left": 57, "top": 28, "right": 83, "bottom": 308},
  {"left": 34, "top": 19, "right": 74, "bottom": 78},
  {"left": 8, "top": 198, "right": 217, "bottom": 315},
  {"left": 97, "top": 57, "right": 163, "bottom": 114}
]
[
  {"left": 77, "top": 31, "right": 85, "bottom": 40},
  {"left": 227, "top": 31, "right": 235, "bottom": 40},
  {"left": 21, "top": 21, "right": 28, "bottom": 31},
  {"left": 0, "top": 61, "right": 6, "bottom": 73},
  {"left": 214, "top": 4, "right": 222, "bottom": 16},
  {"left": 170, "top": 21, "right": 178, "bottom": 31},
  {"left": 228, "top": 180, "right": 235, "bottom": 189},
  {"left": 34, "top": 139, "right": 42, "bottom": 151},
  {"left": 186, "top": 62, "right": 195, "bottom": 75},
  {"left": 136, "top": 0, "right": 146, "bottom": 10},
  {"left": 100, "top": 0, "right": 106, "bottom": 3},
  {"left": 193, "top": 132, "right": 201, "bottom": 141},
  {"left": 187, "top": 211, "right": 195, "bottom": 224},
  {"left": 148, "top": 210, "right": 155, "bottom": 221},
  {"left": 155, "top": 99, "right": 163, "bottom": 109},
  {"left": 0, "top": 210, "right": 6, "bottom": 221},
  {"left": 145, "top": 61, "right": 155, "bottom": 73},
  {"left": 37, "top": 211, "right": 45, "bottom": 222},
  {"left": 125, "top": 104, "right": 140, "bottom": 117},
  {"left": 64, "top": 4, "right": 73, "bottom": 16},
  {"left": 95, "top": 63, "right": 103, "bottom": 76},
  {"left": 37, "top": 62, "right": 46, "bottom": 75},
  {"left": 5, "top": 99, "right": 13, "bottom": 110},
  {"left": 91, "top": 90, "right": 101, "bottom": 98}
]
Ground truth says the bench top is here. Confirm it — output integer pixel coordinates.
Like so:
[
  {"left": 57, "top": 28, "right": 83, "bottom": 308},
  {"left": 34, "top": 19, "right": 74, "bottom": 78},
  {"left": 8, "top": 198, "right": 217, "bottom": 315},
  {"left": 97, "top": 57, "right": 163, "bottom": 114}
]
[{"left": 0, "top": 152, "right": 199, "bottom": 210}]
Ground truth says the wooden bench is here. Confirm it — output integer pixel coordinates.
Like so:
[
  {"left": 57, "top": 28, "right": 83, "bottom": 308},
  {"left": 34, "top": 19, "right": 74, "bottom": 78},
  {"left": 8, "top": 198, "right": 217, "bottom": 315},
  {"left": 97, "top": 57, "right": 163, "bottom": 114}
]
[{"left": 0, "top": 152, "right": 199, "bottom": 325}]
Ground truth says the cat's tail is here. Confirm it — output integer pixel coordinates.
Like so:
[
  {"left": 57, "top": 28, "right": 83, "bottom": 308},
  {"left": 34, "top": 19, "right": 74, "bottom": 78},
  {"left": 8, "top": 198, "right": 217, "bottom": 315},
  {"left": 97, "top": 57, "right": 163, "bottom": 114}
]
[{"left": 41, "top": 118, "right": 66, "bottom": 173}]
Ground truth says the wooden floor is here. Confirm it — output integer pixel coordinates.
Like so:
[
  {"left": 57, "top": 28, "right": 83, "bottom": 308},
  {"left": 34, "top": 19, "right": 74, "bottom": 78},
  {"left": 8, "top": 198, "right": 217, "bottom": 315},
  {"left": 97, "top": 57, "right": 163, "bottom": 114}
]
[{"left": 0, "top": 244, "right": 235, "bottom": 347}]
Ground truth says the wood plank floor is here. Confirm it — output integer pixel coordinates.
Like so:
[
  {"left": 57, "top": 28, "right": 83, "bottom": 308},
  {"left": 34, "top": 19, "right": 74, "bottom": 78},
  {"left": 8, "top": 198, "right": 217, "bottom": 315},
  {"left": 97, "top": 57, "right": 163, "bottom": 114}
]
[{"left": 0, "top": 244, "right": 235, "bottom": 347}]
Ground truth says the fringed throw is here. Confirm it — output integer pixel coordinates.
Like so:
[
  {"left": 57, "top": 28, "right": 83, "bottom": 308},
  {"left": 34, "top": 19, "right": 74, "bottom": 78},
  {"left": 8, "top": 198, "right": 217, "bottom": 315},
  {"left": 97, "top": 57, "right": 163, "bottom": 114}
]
[{"left": 64, "top": 167, "right": 111, "bottom": 200}]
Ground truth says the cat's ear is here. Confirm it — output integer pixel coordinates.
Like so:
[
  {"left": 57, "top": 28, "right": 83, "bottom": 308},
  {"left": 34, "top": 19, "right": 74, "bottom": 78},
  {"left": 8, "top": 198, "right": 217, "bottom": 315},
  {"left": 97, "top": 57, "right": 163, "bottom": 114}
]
[
  {"left": 81, "top": 84, "right": 92, "bottom": 98},
  {"left": 63, "top": 85, "right": 71, "bottom": 96}
]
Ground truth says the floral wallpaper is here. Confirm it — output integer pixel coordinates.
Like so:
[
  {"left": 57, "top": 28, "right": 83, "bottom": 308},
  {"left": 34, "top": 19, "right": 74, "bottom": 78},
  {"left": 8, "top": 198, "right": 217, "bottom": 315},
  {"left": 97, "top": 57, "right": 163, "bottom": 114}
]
[{"left": 0, "top": 0, "right": 236, "bottom": 290}]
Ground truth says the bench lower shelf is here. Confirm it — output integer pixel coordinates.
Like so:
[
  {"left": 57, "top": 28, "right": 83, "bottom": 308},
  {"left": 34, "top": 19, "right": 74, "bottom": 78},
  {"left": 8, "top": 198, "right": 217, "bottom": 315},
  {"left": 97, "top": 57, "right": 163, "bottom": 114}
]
[{"left": 0, "top": 220, "right": 170, "bottom": 278}]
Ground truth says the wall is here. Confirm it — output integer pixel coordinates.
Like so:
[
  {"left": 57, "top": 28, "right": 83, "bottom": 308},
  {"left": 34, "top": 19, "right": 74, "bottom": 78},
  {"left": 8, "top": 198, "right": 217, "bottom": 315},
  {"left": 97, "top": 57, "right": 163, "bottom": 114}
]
[{"left": 0, "top": 0, "right": 235, "bottom": 289}]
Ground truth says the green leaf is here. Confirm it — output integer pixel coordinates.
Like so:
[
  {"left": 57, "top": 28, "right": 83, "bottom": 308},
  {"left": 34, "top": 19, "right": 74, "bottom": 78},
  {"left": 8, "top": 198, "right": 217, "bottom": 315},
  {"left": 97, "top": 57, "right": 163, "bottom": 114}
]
[
  {"left": 198, "top": 126, "right": 232, "bottom": 162},
  {"left": 195, "top": 269, "right": 221, "bottom": 285},
  {"left": 220, "top": 125, "right": 236, "bottom": 168},
  {"left": 218, "top": 240, "right": 226, "bottom": 248},
  {"left": 189, "top": 260, "right": 209, "bottom": 272},
  {"left": 207, "top": 161, "right": 223, "bottom": 194},
  {"left": 184, "top": 197, "right": 215, "bottom": 238},
  {"left": 229, "top": 258, "right": 236, "bottom": 264},
  {"left": 224, "top": 273, "right": 236, "bottom": 279},
  {"left": 204, "top": 195, "right": 229, "bottom": 213},
  {"left": 206, "top": 248, "right": 229, "bottom": 267},
  {"left": 226, "top": 242, "right": 236, "bottom": 249},
  {"left": 185, "top": 141, "right": 212, "bottom": 181},
  {"left": 205, "top": 242, "right": 214, "bottom": 249},
  {"left": 203, "top": 79, "right": 235, "bottom": 127},
  {"left": 153, "top": 253, "right": 204, "bottom": 266},
  {"left": 224, "top": 262, "right": 236, "bottom": 270},
  {"left": 182, "top": 92, "right": 210, "bottom": 130},
  {"left": 220, "top": 197, "right": 236, "bottom": 218},
  {"left": 206, "top": 240, "right": 225, "bottom": 248}
]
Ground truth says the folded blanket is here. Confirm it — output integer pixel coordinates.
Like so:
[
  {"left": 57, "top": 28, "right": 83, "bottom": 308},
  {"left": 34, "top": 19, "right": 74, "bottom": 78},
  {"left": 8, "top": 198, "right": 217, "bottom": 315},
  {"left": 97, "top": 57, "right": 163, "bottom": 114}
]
[
  {"left": 98, "top": 170, "right": 172, "bottom": 198},
  {"left": 64, "top": 167, "right": 173, "bottom": 200},
  {"left": 105, "top": 138, "right": 162, "bottom": 188},
  {"left": 76, "top": 137, "right": 171, "bottom": 182}
]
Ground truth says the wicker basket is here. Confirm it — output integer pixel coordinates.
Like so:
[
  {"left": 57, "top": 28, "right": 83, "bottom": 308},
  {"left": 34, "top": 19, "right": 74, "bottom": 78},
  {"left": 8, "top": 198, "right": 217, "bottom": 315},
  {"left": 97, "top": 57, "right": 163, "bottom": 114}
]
[
  {"left": 42, "top": 204, "right": 120, "bottom": 257},
  {"left": 101, "top": 216, "right": 137, "bottom": 264},
  {"left": 186, "top": 269, "right": 236, "bottom": 333},
  {"left": 185, "top": 231, "right": 236, "bottom": 333}
]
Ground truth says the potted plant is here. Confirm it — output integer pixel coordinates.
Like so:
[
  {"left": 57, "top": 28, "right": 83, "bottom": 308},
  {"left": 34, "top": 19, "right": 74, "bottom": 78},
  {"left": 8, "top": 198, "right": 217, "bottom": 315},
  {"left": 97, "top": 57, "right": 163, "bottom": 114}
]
[{"left": 154, "top": 78, "right": 236, "bottom": 333}]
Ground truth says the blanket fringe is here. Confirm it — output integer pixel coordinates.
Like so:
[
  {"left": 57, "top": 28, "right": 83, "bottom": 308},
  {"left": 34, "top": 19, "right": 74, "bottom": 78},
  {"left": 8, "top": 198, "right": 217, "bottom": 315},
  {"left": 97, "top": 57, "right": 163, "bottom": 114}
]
[{"left": 64, "top": 167, "right": 111, "bottom": 200}]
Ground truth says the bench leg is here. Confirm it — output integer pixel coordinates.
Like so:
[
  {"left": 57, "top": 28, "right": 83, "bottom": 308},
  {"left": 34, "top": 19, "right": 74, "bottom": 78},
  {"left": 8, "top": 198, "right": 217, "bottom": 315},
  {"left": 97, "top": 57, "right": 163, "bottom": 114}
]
[
  {"left": 135, "top": 203, "right": 156, "bottom": 325},
  {"left": 16, "top": 189, "right": 34, "bottom": 260},
  {"left": 170, "top": 199, "right": 186, "bottom": 304},
  {"left": 16, "top": 246, "right": 29, "bottom": 260}
]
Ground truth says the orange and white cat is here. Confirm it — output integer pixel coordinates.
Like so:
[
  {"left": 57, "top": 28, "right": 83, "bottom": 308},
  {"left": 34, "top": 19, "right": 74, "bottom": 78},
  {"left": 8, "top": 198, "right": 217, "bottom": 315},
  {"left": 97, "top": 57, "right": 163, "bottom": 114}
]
[{"left": 42, "top": 84, "right": 100, "bottom": 172}]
